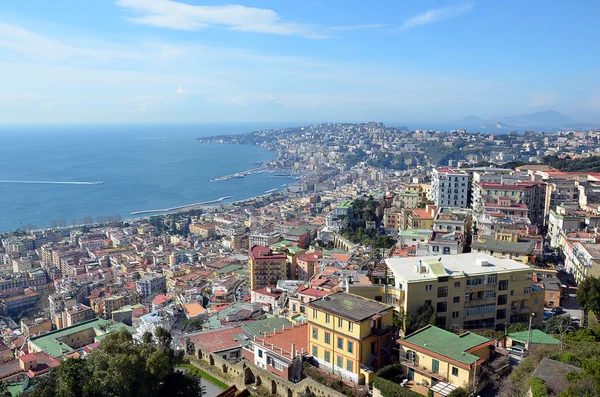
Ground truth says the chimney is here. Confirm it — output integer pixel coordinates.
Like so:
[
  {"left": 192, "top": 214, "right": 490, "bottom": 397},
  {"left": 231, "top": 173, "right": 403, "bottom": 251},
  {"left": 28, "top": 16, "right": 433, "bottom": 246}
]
[{"left": 291, "top": 343, "right": 295, "bottom": 359}]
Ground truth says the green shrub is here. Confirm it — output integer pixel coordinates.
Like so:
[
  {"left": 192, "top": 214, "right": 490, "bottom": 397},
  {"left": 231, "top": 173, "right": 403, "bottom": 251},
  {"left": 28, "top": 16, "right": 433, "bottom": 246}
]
[
  {"left": 373, "top": 377, "right": 422, "bottom": 397},
  {"left": 529, "top": 377, "right": 548, "bottom": 397}
]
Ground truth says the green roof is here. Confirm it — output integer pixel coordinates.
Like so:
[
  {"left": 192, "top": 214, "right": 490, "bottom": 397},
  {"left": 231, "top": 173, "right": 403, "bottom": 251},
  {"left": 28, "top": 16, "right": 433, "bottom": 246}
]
[
  {"left": 241, "top": 318, "right": 292, "bottom": 341},
  {"left": 29, "top": 318, "right": 133, "bottom": 358},
  {"left": 112, "top": 303, "right": 145, "bottom": 314},
  {"left": 508, "top": 329, "right": 560, "bottom": 345},
  {"left": 215, "top": 263, "right": 244, "bottom": 275},
  {"left": 401, "top": 325, "right": 491, "bottom": 365},
  {"left": 399, "top": 191, "right": 419, "bottom": 197},
  {"left": 271, "top": 241, "right": 305, "bottom": 254}
]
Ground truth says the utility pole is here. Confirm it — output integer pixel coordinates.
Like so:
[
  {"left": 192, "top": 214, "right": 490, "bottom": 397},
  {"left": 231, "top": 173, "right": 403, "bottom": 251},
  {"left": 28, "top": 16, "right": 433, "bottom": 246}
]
[{"left": 526, "top": 313, "right": 536, "bottom": 350}]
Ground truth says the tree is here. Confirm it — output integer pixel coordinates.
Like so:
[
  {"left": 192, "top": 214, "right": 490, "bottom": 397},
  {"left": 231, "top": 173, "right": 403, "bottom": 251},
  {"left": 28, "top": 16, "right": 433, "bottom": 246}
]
[
  {"left": 395, "top": 304, "right": 437, "bottom": 335},
  {"left": 29, "top": 328, "right": 204, "bottom": 397},
  {"left": 545, "top": 314, "right": 574, "bottom": 349},
  {"left": 0, "top": 381, "right": 12, "bottom": 397},
  {"left": 577, "top": 277, "right": 600, "bottom": 328}
]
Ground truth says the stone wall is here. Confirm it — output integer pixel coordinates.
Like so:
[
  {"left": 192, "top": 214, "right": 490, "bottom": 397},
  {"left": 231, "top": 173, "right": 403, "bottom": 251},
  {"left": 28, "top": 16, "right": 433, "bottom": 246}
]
[{"left": 193, "top": 346, "right": 348, "bottom": 397}]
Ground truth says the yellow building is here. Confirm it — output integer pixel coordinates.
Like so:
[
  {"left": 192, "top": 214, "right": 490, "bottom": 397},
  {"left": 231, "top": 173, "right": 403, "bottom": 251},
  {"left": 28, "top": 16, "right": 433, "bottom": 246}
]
[
  {"left": 397, "top": 325, "right": 494, "bottom": 395},
  {"left": 471, "top": 230, "right": 542, "bottom": 265},
  {"left": 385, "top": 253, "right": 544, "bottom": 332},
  {"left": 306, "top": 292, "right": 394, "bottom": 385}
]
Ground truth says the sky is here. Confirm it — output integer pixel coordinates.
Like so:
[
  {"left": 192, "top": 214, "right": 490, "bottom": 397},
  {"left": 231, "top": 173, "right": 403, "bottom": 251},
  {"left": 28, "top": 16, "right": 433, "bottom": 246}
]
[{"left": 1, "top": 0, "right": 600, "bottom": 124}]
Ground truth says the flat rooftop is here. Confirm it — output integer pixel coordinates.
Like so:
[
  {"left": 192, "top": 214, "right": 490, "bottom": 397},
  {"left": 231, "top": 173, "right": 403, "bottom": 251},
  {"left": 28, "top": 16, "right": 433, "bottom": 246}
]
[
  {"left": 386, "top": 253, "right": 531, "bottom": 282},
  {"left": 307, "top": 291, "right": 392, "bottom": 323}
]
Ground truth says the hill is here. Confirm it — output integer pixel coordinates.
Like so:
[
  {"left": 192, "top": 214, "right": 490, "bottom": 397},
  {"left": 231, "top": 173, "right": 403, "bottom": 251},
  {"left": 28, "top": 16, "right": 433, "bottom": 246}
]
[{"left": 498, "top": 110, "right": 575, "bottom": 126}]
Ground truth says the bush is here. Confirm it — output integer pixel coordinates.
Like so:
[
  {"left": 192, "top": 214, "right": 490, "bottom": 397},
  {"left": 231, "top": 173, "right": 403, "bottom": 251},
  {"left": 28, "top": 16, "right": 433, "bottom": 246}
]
[
  {"left": 447, "top": 388, "right": 468, "bottom": 397},
  {"left": 373, "top": 377, "right": 422, "bottom": 397},
  {"left": 529, "top": 377, "right": 548, "bottom": 397}
]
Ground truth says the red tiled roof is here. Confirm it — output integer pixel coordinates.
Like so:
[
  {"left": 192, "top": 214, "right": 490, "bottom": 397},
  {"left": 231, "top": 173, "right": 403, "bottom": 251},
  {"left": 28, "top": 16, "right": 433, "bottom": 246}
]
[
  {"left": 188, "top": 327, "right": 242, "bottom": 353},
  {"left": 249, "top": 245, "right": 287, "bottom": 260},
  {"left": 152, "top": 294, "right": 172, "bottom": 305},
  {"left": 254, "top": 323, "right": 309, "bottom": 359}
]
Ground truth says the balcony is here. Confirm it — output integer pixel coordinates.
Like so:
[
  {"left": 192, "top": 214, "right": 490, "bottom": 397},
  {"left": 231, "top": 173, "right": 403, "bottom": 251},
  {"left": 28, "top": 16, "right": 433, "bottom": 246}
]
[
  {"left": 371, "top": 326, "right": 393, "bottom": 337},
  {"left": 400, "top": 359, "right": 448, "bottom": 382},
  {"left": 511, "top": 305, "right": 530, "bottom": 313}
]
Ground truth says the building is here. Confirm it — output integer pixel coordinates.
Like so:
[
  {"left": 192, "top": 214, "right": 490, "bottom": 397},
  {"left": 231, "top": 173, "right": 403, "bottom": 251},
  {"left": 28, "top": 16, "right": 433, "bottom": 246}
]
[
  {"left": 28, "top": 318, "right": 131, "bottom": 360},
  {"left": 471, "top": 231, "right": 542, "bottom": 265},
  {"left": 528, "top": 358, "right": 582, "bottom": 396},
  {"left": 399, "top": 205, "right": 438, "bottom": 231},
  {"left": 431, "top": 168, "right": 470, "bottom": 208},
  {"left": 472, "top": 180, "right": 547, "bottom": 225},
  {"left": 566, "top": 242, "right": 600, "bottom": 283},
  {"left": 246, "top": 322, "right": 308, "bottom": 382},
  {"left": 249, "top": 246, "right": 287, "bottom": 290},
  {"left": 397, "top": 325, "right": 494, "bottom": 394},
  {"left": 296, "top": 252, "right": 323, "bottom": 281},
  {"left": 248, "top": 232, "right": 281, "bottom": 249},
  {"left": 287, "top": 286, "right": 331, "bottom": 316},
  {"left": 188, "top": 327, "right": 244, "bottom": 361},
  {"left": 385, "top": 253, "right": 544, "bottom": 332},
  {"left": 63, "top": 303, "right": 96, "bottom": 328},
  {"left": 189, "top": 223, "right": 217, "bottom": 239},
  {"left": 306, "top": 292, "right": 394, "bottom": 384},
  {"left": 136, "top": 274, "right": 167, "bottom": 297},
  {"left": 250, "top": 286, "right": 284, "bottom": 312}
]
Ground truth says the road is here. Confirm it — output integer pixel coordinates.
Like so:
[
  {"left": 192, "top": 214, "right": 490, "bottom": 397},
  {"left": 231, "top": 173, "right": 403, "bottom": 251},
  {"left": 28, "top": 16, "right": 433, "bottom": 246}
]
[{"left": 203, "top": 379, "right": 225, "bottom": 397}]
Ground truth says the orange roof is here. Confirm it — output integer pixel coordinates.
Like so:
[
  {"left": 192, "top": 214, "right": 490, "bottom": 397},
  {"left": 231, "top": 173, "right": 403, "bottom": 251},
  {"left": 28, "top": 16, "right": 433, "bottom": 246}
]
[
  {"left": 254, "top": 323, "right": 309, "bottom": 359},
  {"left": 330, "top": 253, "right": 351, "bottom": 263},
  {"left": 183, "top": 302, "right": 205, "bottom": 318}
]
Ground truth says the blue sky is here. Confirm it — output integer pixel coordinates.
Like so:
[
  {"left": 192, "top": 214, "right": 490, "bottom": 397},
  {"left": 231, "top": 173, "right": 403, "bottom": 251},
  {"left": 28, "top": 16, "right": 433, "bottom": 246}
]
[{"left": 1, "top": 0, "right": 599, "bottom": 124}]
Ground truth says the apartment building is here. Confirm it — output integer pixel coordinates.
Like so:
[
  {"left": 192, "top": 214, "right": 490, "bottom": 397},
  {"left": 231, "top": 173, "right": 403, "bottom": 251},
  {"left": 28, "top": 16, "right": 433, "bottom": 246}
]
[
  {"left": 135, "top": 274, "right": 167, "bottom": 297},
  {"left": 385, "top": 253, "right": 544, "bottom": 332},
  {"left": 249, "top": 245, "right": 287, "bottom": 289},
  {"left": 306, "top": 292, "right": 394, "bottom": 384},
  {"left": 472, "top": 180, "right": 547, "bottom": 225},
  {"left": 566, "top": 242, "right": 600, "bottom": 283},
  {"left": 431, "top": 168, "right": 470, "bottom": 209}
]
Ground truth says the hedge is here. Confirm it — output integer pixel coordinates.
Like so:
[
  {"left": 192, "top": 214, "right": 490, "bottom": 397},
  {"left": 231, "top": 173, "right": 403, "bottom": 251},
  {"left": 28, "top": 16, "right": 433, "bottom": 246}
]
[
  {"left": 529, "top": 377, "right": 548, "bottom": 397},
  {"left": 373, "top": 377, "right": 422, "bottom": 397}
]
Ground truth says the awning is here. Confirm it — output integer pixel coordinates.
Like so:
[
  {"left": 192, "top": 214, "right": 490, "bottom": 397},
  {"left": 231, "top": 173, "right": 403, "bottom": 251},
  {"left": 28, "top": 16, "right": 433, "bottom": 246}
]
[{"left": 429, "top": 382, "right": 459, "bottom": 396}]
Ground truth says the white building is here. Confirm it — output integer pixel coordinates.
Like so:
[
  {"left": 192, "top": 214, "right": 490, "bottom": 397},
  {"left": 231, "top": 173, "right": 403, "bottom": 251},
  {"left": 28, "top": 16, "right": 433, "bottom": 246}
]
[{"left": 431, "top": 168, "right": 470, "bottom": 208}]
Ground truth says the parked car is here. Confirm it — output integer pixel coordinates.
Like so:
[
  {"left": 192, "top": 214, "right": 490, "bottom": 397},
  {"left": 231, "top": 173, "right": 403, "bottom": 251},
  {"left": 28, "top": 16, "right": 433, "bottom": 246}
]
[
  {"left": 543, "top": 311, "right": 553, "bottom": 321},
  {"left": 551, "top": 307, "right": 564, "bottom": 315},
  {"left": 506, "top": 346, "right": 526, "bottom": 357}
]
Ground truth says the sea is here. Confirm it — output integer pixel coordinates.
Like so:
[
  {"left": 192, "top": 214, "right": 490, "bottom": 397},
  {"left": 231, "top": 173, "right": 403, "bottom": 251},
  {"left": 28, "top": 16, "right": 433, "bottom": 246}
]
[{"left": 0, "top": 123, "right": 296, "bottom": 232}]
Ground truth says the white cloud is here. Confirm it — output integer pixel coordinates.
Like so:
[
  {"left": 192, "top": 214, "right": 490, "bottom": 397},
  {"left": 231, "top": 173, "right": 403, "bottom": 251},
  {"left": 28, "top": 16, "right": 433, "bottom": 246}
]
[
  {"left": 328, "top": 24, "right": 387, "bottom": 32},
  {"left": 531, "top": 92, "right": 560, "bottom": 107},
  {"left": 115, "top": 0, "right": 325, "bottom": 38},
  {"left": 176, "top": 85, "right": 193, "bottom": 95},
  {"left": 400, "top": 3, "right": 473, "bottom": 31}
]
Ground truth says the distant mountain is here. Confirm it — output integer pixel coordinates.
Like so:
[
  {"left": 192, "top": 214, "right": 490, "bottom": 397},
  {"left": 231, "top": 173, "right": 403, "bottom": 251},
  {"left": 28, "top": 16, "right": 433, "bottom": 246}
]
[
  {"left": 452, "top": 116, "right": 486, "bottom": 124},
  {"left": 497, "top": 110, "right": 575, "bottom": 126}
]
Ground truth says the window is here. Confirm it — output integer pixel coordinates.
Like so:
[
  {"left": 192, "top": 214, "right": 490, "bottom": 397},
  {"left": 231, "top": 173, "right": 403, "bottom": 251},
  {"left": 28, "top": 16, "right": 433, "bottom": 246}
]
[
  {"left": 499, "top": 280, "right": 509, "bottom": 291},
  {"left": 337, "top": 337, "right": 343, "bottom": 349},
  {"left": 452, "top": 311, "right": 459, "bottom": 318},
  {"left": 453, "top": 296, "right": 460, "bottom": 303},
  {"left": 524, "top": 287, "right": 532, "bottom": 295},
  {"left": 443, "top": 247, "right": 451, "bottom": 254},
  {"left": 312, "top": 346, "right": 317, "bottom": 357},
  {"left": 348, "top": 322, "right": 353, "bottom": 332},
  {"left": 436, "top": 301, "right": 447, "bottom": 313},
  {"left": 452, "top": 367, "right": 459, "bottom": 377},
  {"left": 438, "top": 286, "right": 448, "bottom": 298},
  {"left": 337, "top": 355, "right": 343, "bottom": 368},
  {"left": 485, "top": 290, "right": 497, "bottom": 299},
  {"left": 496, "top": 309, "right": 506, "bottom": 320},
  {"left": 432, "top": 246, "right": 440, "bottom": 252},
  {"left": 312, "top": 328, "right": 318, "bottom": 339},
  {"left": 258, "top": 349, "right": 263, "bottom": 358},
  {"left": 465, "top": 304, "right": 496, "bottom": 316},
  {"left": 510, "top": 290, "right": 514, "bottom": 296},
  {"left": 454, "top": 281, "right": 461, "bottom": 288},
  {"left": 346, "top": 360, "right": 353, "bottom": 372},
  {"left": 432, "top": 359, "right": 440, "bottom": 374},
  {"left": 487, "top": 274, "right": 498, "bottom": 284},
  {"left": 313, "top": 309, "right": 318, "bottom": 318},
  {"left": 498, "top": 294, "right": 507, "bottom": 305},
  {"left": 292, "top": 304, "right": 297, "bottom": 312},
  {"left": 273, "top": 359, "right": 285, "bottom": 371},
  {"left": 324, "top": 332, "right": 330, "bottom": 344},
  {"left": 425, "top": 300, "right": 432, "bottom": 307},
  {"left": 348, "top": 341, "right": 353, "bottom": 353},
  {"left": 338, "top": 318, "right": 343, "bottom": 328},
  {"left": 425, "top": 284, "right": 433, "bottom": 292},
  {"left": 326, "top": 314, "right": 331, "bottom": 323},
  {"left": 324, "top": 351, "right": 330, "bottom": 362}
]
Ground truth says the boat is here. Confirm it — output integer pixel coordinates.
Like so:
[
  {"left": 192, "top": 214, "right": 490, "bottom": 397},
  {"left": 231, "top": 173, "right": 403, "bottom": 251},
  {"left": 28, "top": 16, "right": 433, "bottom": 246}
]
[{"left": 264, "top": 188, "right": 277, "bottom": 194}]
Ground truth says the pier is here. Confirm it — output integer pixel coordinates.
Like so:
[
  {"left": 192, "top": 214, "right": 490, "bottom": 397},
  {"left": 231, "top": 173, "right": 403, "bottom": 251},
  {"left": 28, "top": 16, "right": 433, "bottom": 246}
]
[
  {"left": 131, "top": 196, "right": 232, "bottom": 215},
  {"left": 211, "top": 167, "right": 264, "bottom": 182}
]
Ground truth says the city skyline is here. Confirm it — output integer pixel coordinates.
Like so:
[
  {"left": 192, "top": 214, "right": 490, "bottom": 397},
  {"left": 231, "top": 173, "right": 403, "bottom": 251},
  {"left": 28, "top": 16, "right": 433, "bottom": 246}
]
[{"left": 1, "top": 0, "right": 600, "bottom": 124}]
